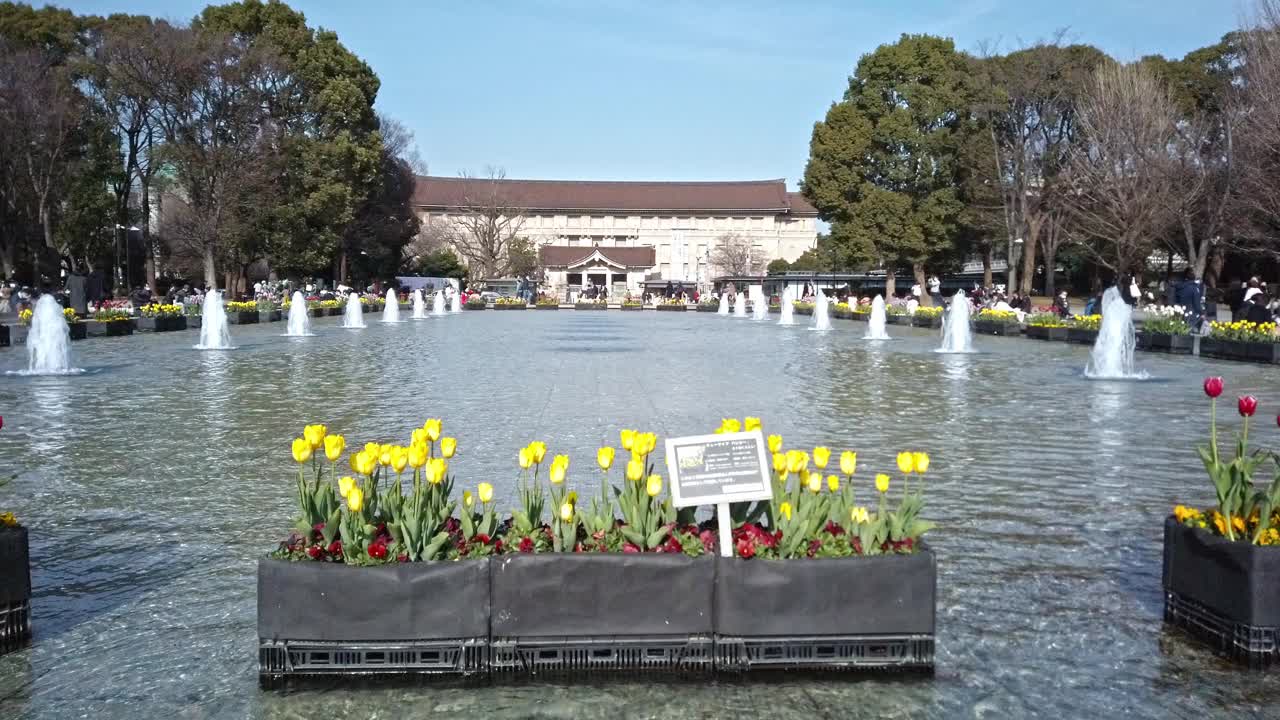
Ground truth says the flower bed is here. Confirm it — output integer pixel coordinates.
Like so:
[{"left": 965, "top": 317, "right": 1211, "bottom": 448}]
[
  {"left": 620, "top": 301, "right": 644, "bottom": 311},
  {"left": 1201, "top": 321, "right": 1280, "bottom": 364},
  {"left": 137, "top": 304, "right": 187, "bottom": 332},
  {"left": 18, "top": 307, "right": 78, "bottom": 326},
  {"left": 535, "top": 297, "right": 560, "bottom": 310},
  {"left": 0, "top": 517, "right": 31, "bottom": 655},
  {"left": 259, "top": 421, "right": 937, "bottom": 680},
  {"left": 792, "top": 301, "right": 814, "bottom": 316},
  {"left": 88, "top": 309, "right": 135, "bottom": 337},
  {"left": 574, "top": 301, "right": 608, "bottom": 311},
  {"left": 493, "top": 298, "right": 528, "bottom": 310},
  {"left": 767, "top": 304, "right": 781, "bottom": 314},
  {"left": 696, "top": 301, "right": 719, "bottom": 313},
  {"left": 973, "top": 309, "right": 1019, "bottom": 336},
  {"left": 464, "top": 297, "right": 487, "bottom": 310},
  {"left": 911, "top": 307, "right": 943, "bottom": 329},
  {"left": 1136, "top": 313, "right": 1193, "bottom": 355},
  {"left": 850, "top": 307, "right": 870, "bottom": 322},
  {"left": 656, "top": 300, "right": 686, "bottom": 312},
  {"left": 831, "top": 303, "right": 853, "bottom": 320}
]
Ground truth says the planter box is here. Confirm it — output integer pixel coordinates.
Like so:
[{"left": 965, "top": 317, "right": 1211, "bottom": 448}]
[
  {"left": 696, "top": 305, "right": 719, "bottom": 313},
  {"left": 327, "top": 307, "right": 344, "bottom": 317},
  {"left": 1200, "top": 338, "right": 1280, "bottom": 365},
  {"left": 492, "top": 304, "right": 528, "bottom": 310},
  {"left": 307, "top": 308, "right": 326, "bottom": 319},
  {"left": 621, "top": 304, "right": 644, "bottom": 312},
  {"left": 573, "top": 303, "right": 608, "bottom": 311},
  {"left": 257, "top": 558, "right": 489, "bottom": 681},
  {"left": 185, "top": 316, "right": 203, "bottom": 329},
  {"left": 258, "top": 310, "right": 282, "bottom": 323},
  {"left": 535, "top": 304, "right": 560, "bottom": 311},
  {"left": 831, "top": 309, "right": 853, "bottom": 320},
  {"left": 490, "top": 554, "right": 714, "bottom": 675},
  {"left": 228, "top": 311, "right": 259, "bottom": 325},
  {"left": 67, "top": 322, "right": 87, "bottom": 341},
  {"left": 851, "top": 312, "right": 870, "bottom": 322},
  {"left": 1136, "top": 332, "right": 1193, "bottom": 355},
  {"left": 0, "top": 527, "right": 32, "bottom": 655},
  {"left": 656, "top": 305, "right": 687, "bottom": 312},
  {"left": 973, "top": 320, "right": 1018, "bottom": 336},
  {"left": 464, "top": 303, "right": 487, "bottom": 311},
  {"left": 715, "top": 550, "right": 935, "bottom": 671},
  {"left": 1025, "top": 325, "right": 1068, "bottom": 341},
  {"left": 911, "top": 315, "right": 942, "bottom": 329},
  {"left": 885, "top": 314, "right": 907, "bottom": 325},
  {"left": 1066, "top": 327, "right": 1098, "bottom": 345},
  {"left": 768, "top": 306, "right": 781, "bottom": 314},
  {"left": 1162, "top": 517, "right": 1280, "bottom": 666},
  {"left": 87, "top": 320, "right": 135, "bottom": 337},
  {"left": 136, "top": 316, "right": 187, "bottom": 333},
  {"left": 3, "top": 325, "right": 23, "bottom": 346},
  {"left": 793, "top": 307, "right": 814, "bottom": 316}
]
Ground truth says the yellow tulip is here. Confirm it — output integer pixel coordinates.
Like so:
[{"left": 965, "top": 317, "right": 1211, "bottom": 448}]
[
  {"left": 912, "top": 452, "right": 930, "bottom": 473},
  {"left": 441, "top": 437, "right": 457, "bottom": 459},
  {"left": 355, "top": 451, "right": 377, "bottom": 476},
  {"left": 408, "top": 443, "right": 428, "bottom": 469},
  {"left": 549, "top": 455, "right": 568, "bottom": 484},
  {"left": 425, "top": 458, "right": 447, "bottom": 484},
  {"left": 338, "top": 476, "right": 354, "bottom": 497},
  {"left": 478, "top": 482, "right": 494, "bottom": 504},
  {"left": 840, "top": 451, "right": 857, "bottom": 476},
  {"left": 896, "top": 452, "right": 914, "bottom": 474},
  {"left": 850, "top": 506, "right": 869, "bottom": 524},
  {"left": 779, "top": 501, "right": 793, "bottom": 521},
  {"left": 597, "top": 446, "right": 615, "bottom": 470},
  {"left": 559, "top": 502, "right": 575, "bottom": 523},
  {"left": 364, "top": 442, "right": 379, "bottom": 457},
  {"left": 620, "top": 429, "right": 635, "bottom": 450},
  {"left": 646, "top": 474, "right": 663, "bottom": 497},
  {"left": 463, "top": 490, "right": 474, "bottom": 508},
  {"left": 722, "top": 418, "right": 741, "bottom": 433},
  {"left": 626, "top": 458, "right": 644, "bottom": 482},
  {"left": 827, "top": 475, "right": 840, "bottom": 492},
  {"left": 528, "top": 441, "right": 547, "bottom": 464},
  {"left": 772, "top": 452, "right": 787, "bottom": 473},
  {"left": 347, "top": 486, "right": 364, "bottom": 512},
  {"left": 876, "top": 473, "right": 890, "bottom": 493},
  {"left": 767, "top": 434, "right": 783, "bottom": 453},
  {"left": 324, "top": 434, "right": 345, "bottom": 462},
  {"left": 518, "top": 447, "right": 533, "bottom": 469},
  {"left": 806, "top": 472, "right": 821, "bottom": 494},
  {"left": 423, "top": 419, "right": 442, "bottom": 442},
  {"left": 291, "top": 437, "right": 312, "bottom": 464},
  {"left": 744, "top": 416, "right": 762, "bottom": 432},
  {"left": 813, "top": 446, "right": 831, "bottom": 470},
  {"left": 379, "top": 443, "right": 394, "bottom": 467},
  {"left": 636, "top": 432, "right": 657, "bottom": 455},
  {"left": 411, "top": 428, "right": 428, "bottom": 446},
  {"left": 786, "top": 450, "right": 808, "bottom": 474},
  {"left": 390, "top": 447, "right": 409, "bottom": 473},
  {"left": 304, "top": 424, "right": 327, "bottom": 450}
]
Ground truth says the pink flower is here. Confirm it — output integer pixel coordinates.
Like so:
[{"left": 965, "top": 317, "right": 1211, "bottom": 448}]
[
  {"left": 1239, "top": 395, "right": 1258, "bottom": 417},
  {"left": 1203, "top": 377, "right": 1224, "bottom": 398},
  {"left": 622, "top": 542, "right": 641, "bottom": 554}
]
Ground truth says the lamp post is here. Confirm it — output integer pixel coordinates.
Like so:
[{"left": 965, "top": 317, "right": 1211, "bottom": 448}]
[{"left": 1009, "top": 236, "right": 1024, "bottom": 292}]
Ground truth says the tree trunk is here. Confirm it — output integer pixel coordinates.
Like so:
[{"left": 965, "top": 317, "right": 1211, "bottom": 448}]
[
  {"left": 912, "top": 263, "right": 929, "bottom": 306},
  {"left": 38, "top": 204, "right": 55, "bottom": 287},
  {"left": 1020, "top": 217, "right": 1041, "bottom": 296},
  {"left": 982, "top": 244, "right": 993, "bottom": 288},
  {"left": 203, "top": 245, "right": 218, "bottom": 290},
  {"left": 883, "top": 265, "right": 896, "bottom": 299},
  {"left": 1005, "top": 236, "right": 1017, "bottom": 293},
  {"left": 338, "top": 251, "right": 348, "bottom": 284},
  {"left": 1207, "top": 247, "right": 1223, "bottom": 288},
  {"left": 141, "top": 182, "right": 157, "bottom": 295}
]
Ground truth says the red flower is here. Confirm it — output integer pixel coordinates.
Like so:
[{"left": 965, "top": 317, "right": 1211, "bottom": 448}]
[
  {"left": 807, "top": 539, "right": 822, "bottom": 557},
  {"left": 735, "top": 538, "right": 755, "bottom": 559},
  {"left": 494, "top": 539, "right": 504, "bottom": 553},
  {"left": 305, "top": 546, "right": 322, "bottom": 559},
  {"left": 475, "top": 533, "right": 491, "bottom": 544},
  {"left": 0, "top": 416, "right": 4, "bottom": 431},
  {"left": 824, "top": 521, "right": 845, "bottom": 536},
  {"left": 622, "top": 542, "right": 641, "bottom": 554},
  {"left": 397, "top": 553, "right": 408, "bottom": 562},
  {"left": 699, "top": 529, "right": 717, "bottom": 552},
  {"left": 1239, "top": 395, "right": 1258, "bottom": 417},
  {"left": 1203, "top": 377, "right": 1224, "bottom": 398},
  {"left": 519, "top": 537, "right": 534, "bottom": 554},
  {"left": 662, "top": 536, "right": 683, "bottom": 554},
  {"left": 327, "top": 540, "right": 342, "bottom": 555},
  {"left": 368, "top": 542, "right": 387, "bottom": 560}
]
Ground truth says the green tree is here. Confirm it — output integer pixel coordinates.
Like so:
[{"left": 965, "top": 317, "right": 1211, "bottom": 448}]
[
  {"left": 803, "top": 35, "right": 977, "bottom": 302},
  {"left": 407, "top": 249, "right": 466, "bottom": 279},
  {"left": 507, "top": 237, "right": 539, "bottom": 278},
  {"left": 766, "top": 258, "right": 789, "bottom": 274}
]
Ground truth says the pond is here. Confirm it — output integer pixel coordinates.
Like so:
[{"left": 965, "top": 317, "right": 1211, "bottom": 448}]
[{"left": 0, "top": 310, "right": 1277, "bottom": 718}]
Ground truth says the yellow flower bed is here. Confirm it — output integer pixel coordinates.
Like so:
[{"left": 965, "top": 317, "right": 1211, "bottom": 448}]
[
  {"left": 1071, "top": 314, "right": 1101, "bottom": 330},
  {"left": 226, "top": 301, "right": 258, "bottom": 312},
  {"left": 913, "top": 306, "right": 943, "bottom": 318},
  {"left": 976, "top": 309, "right": 1018, "bottom": 323},
  {"left": 140, "top": 303, "right": 183, "bottom": 318},
  {"left": 1209, "top": 320, "right": 1278, "bottom": 343},
  {"left": 17, "top": 307, "right": 77, "bottom": 325}
]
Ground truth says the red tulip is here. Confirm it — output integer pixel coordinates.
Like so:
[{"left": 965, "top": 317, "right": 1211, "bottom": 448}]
[
  {"left": 1203, "top": 377, "right": 1224, "bottom": 398},
  {"left": 1239, "top": 395, "right": 1258, "bottom": 417}
]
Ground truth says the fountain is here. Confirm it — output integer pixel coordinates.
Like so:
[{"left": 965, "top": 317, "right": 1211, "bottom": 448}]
[
  {"left": 450, "top": 288, "right": 462, "bottom": 313},
  {"left": 813, "top": 288, "right": 831, "bottom": 331},
  {"left": 864, "top": 295, "right": 890, "bottom": 340},
  {"left": 1085, "top": 286, "right": 1148, "bottom": 380},
  {"left": 342, "top": 293, "right": 366, "bottom": 328},
  {"left": 778, "top": 285, "right": 795, "bottom": 325},
  {"left": 936, "top": 290, "right": 974, "bottom": 353},
  {"left": 717, "top": 291, "right": 730, "bottom": 316},
  {"left": 412, "top": 289, "right": 427, "bottom": 319},
  {"left": 284, "top": 291, "right": 312, "bottom": 336},
  {"left": 16, "top": 295, "right": 79, "bottom": 375},
  {"left": 433, "top": 290, "right": 446, "bottom": 316},
  {"left": 734, "top": 291, "right": 747, "bottom": 318},
  {"left": 382, "top": 288, "right": 401, "bottom": 323},
  {"left": 751, "top": 286, "right": 767, "bottom": 320},
  {"left": 194, "top": 290, "right": 234, "bottom": 350}
]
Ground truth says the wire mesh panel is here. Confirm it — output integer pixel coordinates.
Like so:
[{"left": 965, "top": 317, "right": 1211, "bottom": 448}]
[
  {"left": 1165, "top": 590, "right": 1280, "bottom": 668},
  {"left": 715, "top": 634, "right": 935, "bottom": 673},
  {"left": 0, "top": 599, "right": 31, "bottom": 654},
  {"left": 258, "top": 637, "right": 488, "bottom": 682},
  {"left": 490, "top": 635, "right": 714, "bottom": 677}
]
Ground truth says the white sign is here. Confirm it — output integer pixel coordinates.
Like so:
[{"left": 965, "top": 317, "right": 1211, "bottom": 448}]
[{"left": 664, "top": 430, "right": 774, "bottom": 558}]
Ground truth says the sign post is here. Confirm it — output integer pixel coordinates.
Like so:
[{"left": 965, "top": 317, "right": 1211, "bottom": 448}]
[{"left": 664, "top": 430, "right": 774, "bottom": 558}]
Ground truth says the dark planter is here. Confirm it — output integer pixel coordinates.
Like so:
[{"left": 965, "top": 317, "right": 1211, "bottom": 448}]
[
  {"left": 258, "top": 310, "right": 282, "bottom": 323},
  {"left": 793, "top": 306, "right": 814, "bottom": 316},
  {"left": 1200, "top": 338, "right": 1280, "bottom": 365},
  {"left": 621, "top": 304, "right": 643, "bottom": 311},
  {"left": 490, "top": 554, "right": 714, "bottom": 675},
  {"left": 228, "top": 311, "right": 259, "bottom": 325},
  {"left": 696, "top": 305, "right": 719, "bottom": 313},
  {"left": 0, "top": 526, "right": 32, "bottom": 655},
  {"left": 535, "top": 304, "right": 560, "bottom": 310},
  {"left": 0, "top": 324, "right": 7, "bottom": 347},
  {"left": 257, "top": 558, "right": 489, "bottom": 681},
  {"left": 4, "top": 325, "right": 24, "bottom": 346},
  {"left": 1137, "top": 332, "right": 1193, "bottom": 355},
  {"left": 851, "top": 312, "right": 870, "bottom": 322},
  {"left": 973, "top": 319, "right": 1017, "bottom": 336},
  {"left": 307, "top": 308, "right": 325, "bottom": 319},
  {"left": 885, "top": 314, "right": 907, "bottom": 325},
  {"left": 831, "top": 308, "right": 853, "bottom": 320},
  {"left": 768, "top": 306, "right": 781, "bottom": 314},
  {"left": 1066, "top": 327, "right": 1099, "bottom": 345},
  {"left": 1163, "top": 517, "right": 1280, "bottom": 666},
  {"left": 1025, "top": 325, "right": 1068, "bottom": 341},
  {"left": 715, "top": 550, "right": 935, "bottom": 671},
  {"left": 573, "top": 303, "right": 608, "bottom": 311},
  {"left": 185, "top": 315, "right": 203, "bottom": 329},
  {"left": 464, "top": 303, "right": 487, "bottom": 311},
  {"left": 656, "top": 304, "right": 687, "bottom": 312},
  {"left": 136, "top": 316, "right": 187, "bottom": 333},
  {"left": 68, "top": 322, "right": 88, "bottom": 340},
  {"left": 911, "top": 315, "right": 942, "bottom": 329},
  {"left": 87, "top": 320, "right": 134, "bottom": 337},
  {"left": 492, "top": 304, "right": 528, "bottom": 310},
  {"left": 327, "top": 307, "right": 344, "bottom": 317}
]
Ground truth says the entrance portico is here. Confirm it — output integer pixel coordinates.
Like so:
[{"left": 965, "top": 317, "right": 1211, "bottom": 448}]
[{"left": 539, "top": 245, "right": 657, "bottom": 300}]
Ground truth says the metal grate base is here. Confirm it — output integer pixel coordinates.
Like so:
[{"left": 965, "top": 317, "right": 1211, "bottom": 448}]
[
  {"left": 0, "top": 599, "right": 31, "bottom": 655},
  {"left": 259, "top": 638, "right": 487, "bottom": 682},
  {"left": 491, "top": 635, "right": 714, "bottom": 676},
  {"left": 1165, "top": 590, "right": 1280, "bottom": 668},
  {"left": 715, "top": 634, "right": 935, "bottom": 672}
]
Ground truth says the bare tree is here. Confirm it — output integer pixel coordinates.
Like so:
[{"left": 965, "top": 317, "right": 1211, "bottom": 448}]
[
  {"left": 708, "top": 233, "right": 765, "bottom": 276},
  {"left": 1061, "top": 61, "right": 1178, "bottom": 278},
  {"left": 1235, "top": 0, "right": 1280, "bottom": 260},
  {"left": 378, "top": 113, "right": 427, "bottom": 175},
  {"left": 447, "top": 167, "right": 526, "bottom": 279}
]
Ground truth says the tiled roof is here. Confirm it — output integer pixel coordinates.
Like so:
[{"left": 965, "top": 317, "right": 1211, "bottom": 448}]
[
  {"left": 414, "top": 176, "right": 814, "bottom": 215},
  {"left": 538, "top": 245, "right": 656, "bottom": 269}
]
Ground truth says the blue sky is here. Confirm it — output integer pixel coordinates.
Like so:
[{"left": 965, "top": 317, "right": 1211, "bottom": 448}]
[{"left": 62, "top": 0, "right": 1239, "bottom": 188}]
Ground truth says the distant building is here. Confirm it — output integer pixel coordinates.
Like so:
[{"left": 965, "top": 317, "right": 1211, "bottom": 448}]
[{"left": 411, "top": 176, "right": 818, "bottom": 297}]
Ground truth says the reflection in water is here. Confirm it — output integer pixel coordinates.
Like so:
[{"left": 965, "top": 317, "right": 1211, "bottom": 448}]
[{"left": 0, "top": 312, "right": 1275, "bottom": 718}]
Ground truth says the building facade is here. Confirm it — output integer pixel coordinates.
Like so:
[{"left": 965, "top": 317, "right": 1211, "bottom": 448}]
[{"left": 411, "top": 176, "right": 818, "bottom": 297}]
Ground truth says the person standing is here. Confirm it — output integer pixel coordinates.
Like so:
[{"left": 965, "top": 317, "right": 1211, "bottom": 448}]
[
  {"left": 1053, "top": 290, "right": 1071, "bottom": 318},
  {"left": 927, "top": 275, "right": 941, "bottom": 306},
  {"left": 1174, "top": 270, "right": 1205, "bottom": 332}
]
